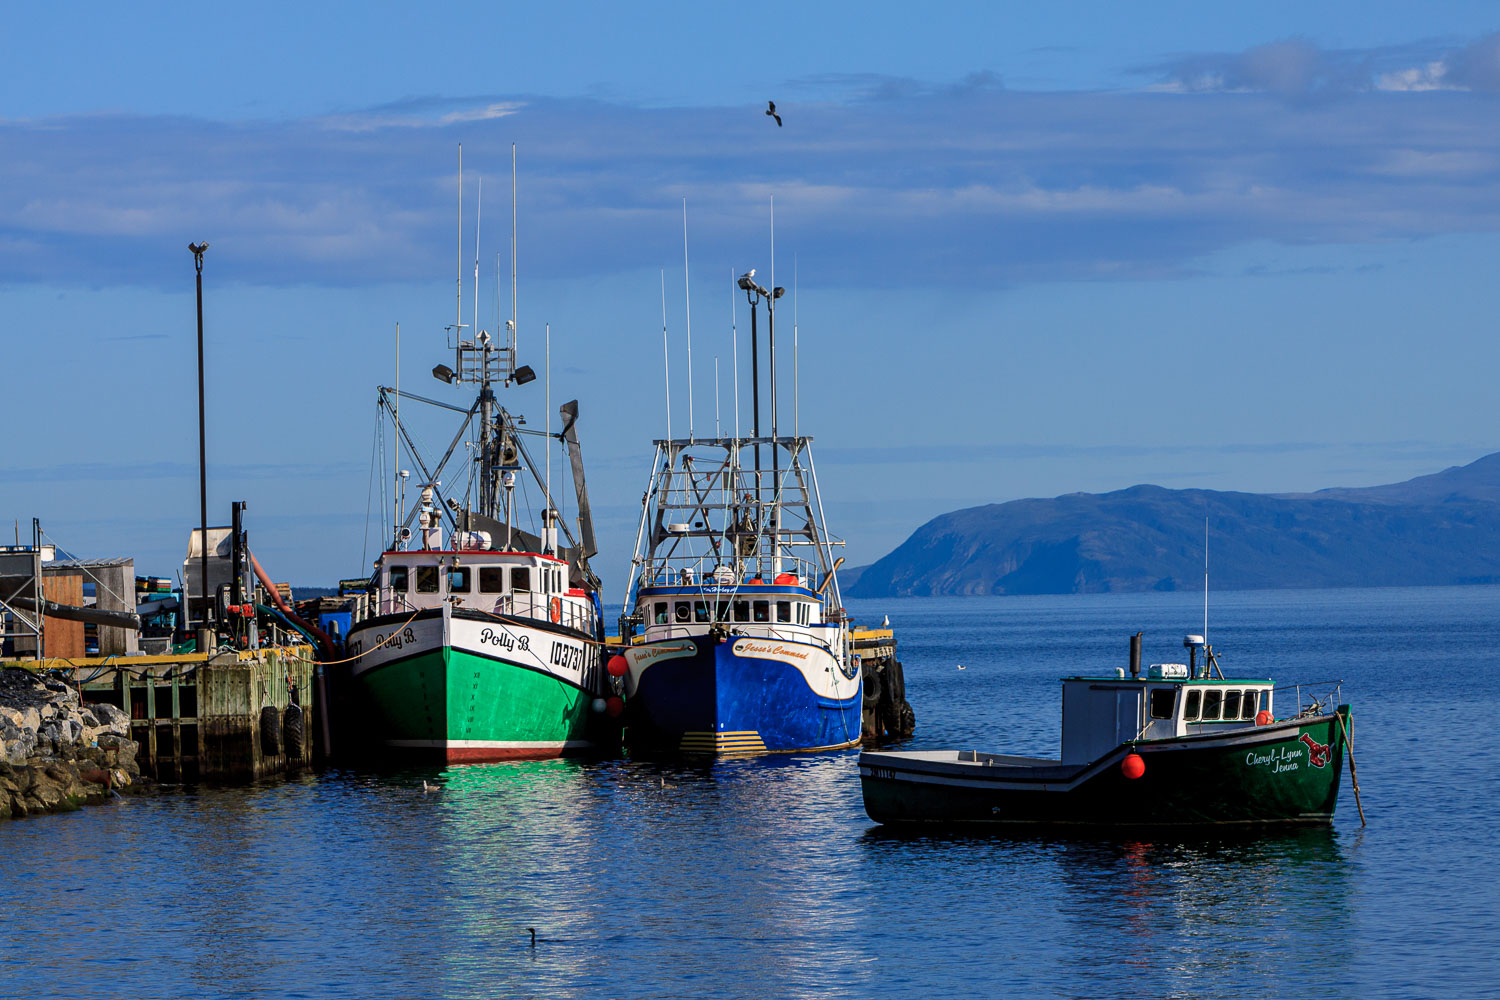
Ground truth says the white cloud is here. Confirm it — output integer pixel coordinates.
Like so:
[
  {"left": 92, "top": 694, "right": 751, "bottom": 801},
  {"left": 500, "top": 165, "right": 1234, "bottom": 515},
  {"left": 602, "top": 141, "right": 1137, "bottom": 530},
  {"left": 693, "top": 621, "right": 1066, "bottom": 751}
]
[{"left": 5, "top": 62, "right": 1500, "bottom": 291}]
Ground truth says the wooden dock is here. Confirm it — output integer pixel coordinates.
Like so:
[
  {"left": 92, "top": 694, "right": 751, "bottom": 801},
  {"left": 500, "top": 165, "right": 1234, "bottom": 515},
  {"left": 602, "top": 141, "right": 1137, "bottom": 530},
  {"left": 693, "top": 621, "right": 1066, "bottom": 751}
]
[{"left": 0, "top": 646, "right": 318, "bottom": 781}]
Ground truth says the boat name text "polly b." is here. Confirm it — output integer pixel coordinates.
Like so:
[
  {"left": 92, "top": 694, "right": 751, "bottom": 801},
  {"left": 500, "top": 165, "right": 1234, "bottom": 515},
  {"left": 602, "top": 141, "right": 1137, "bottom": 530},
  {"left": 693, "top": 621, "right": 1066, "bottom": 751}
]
[{"left": 478, "top": 627, "right": 528, "bottom": 652}]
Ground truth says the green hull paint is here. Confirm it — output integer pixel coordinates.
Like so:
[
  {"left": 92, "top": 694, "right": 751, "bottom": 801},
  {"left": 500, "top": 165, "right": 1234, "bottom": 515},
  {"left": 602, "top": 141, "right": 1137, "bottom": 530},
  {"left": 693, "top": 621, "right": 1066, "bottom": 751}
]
[
  {"left": 861, "top": 711, "right": 1348, "bottom": 827},
  {"left": 357, "top": 645, "right": 592, "bottom": 761}
]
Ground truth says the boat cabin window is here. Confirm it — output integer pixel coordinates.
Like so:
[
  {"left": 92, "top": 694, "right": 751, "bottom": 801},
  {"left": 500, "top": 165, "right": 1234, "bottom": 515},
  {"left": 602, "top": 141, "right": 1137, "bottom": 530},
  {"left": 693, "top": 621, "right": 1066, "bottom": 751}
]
[
  {"left": 448, "top": 567, "right": 471, "bottom": 593},
  {"left": 1184, "top": 689, "right": 1201, "bottom": 721},
  {"left": 733, "top": 600, "right": 750, "bottom": 622},
  {"left": 415, "top": 566, "right": 440, "bottom": 594},
  {"left": 753, "top": 600, "right": 769, "bottom": 623},
  {"left": 1201, "top": 690, "right": 1223, "bottom": 721},
  {"left": 1149, "top": 689, "right": 1175, "bottom": 720},
  {"left": 654, "top": 602, "right": 669, "bottom": 625},
  {"left": 675, "top": 602, "right": 691, "bottom": 623},
  {"left": 776, "top": 601, "right": 792, "bottom": 623},
  {"left": 1242, "top": 691, "right": 1261, "bottom": 720},
  {"left": 512, "top": 567, "right": 531, "bottom": 592},
  {"left": 1223, "top": 690, "right": 1241, "bottom": 720},
  {"left": 389, "top": 566, "right": 409, "bottom": 593},
  {"left": 694, "top": 601, "right": 711, "bottom": 623},
  {"left": 716, "top": 601, "right": 729, "bottom": 622},
  {"left": 479, "top": 567, "right": 505, "bottom": 594}
]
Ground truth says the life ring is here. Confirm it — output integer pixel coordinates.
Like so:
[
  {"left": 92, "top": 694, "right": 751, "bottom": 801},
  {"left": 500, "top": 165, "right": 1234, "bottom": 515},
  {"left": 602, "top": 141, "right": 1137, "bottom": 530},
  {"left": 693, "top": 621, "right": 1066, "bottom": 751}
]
[{"left": 550, "top": 596, "right": 562, "bottom": 624}]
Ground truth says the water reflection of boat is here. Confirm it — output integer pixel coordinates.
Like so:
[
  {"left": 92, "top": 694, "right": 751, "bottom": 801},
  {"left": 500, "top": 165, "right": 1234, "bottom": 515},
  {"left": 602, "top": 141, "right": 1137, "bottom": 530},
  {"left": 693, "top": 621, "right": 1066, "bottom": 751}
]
[{"left": 861, "top": 633, "right": 1351, "bottom": 827}]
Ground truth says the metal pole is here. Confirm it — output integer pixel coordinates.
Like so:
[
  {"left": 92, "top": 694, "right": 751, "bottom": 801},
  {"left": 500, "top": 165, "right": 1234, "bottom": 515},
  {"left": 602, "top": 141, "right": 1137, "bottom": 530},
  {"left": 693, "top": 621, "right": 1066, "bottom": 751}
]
[
  {"left": 190, "top": 243, "right": 210, "bottom": 626},
  {"left": 768, "top": 292, "right": 779, "bottom": 575},
  {"left": 749, "top": 298, "right": 760, "bottom": 495}
]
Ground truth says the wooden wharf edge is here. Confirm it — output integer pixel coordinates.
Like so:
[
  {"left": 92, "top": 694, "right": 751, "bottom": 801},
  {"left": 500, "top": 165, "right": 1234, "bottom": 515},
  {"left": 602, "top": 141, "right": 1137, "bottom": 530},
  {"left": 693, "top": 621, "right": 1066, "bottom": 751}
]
[{"left": 0, "top": 646, "right": 318, "bottom": 782}]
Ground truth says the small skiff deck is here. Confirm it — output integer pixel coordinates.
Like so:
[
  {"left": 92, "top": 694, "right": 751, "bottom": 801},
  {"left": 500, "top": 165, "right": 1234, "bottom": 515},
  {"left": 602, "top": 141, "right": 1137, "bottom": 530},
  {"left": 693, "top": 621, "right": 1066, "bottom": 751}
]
[{"left": 861, "top": 749, "right": 1084, "bottom": 783}]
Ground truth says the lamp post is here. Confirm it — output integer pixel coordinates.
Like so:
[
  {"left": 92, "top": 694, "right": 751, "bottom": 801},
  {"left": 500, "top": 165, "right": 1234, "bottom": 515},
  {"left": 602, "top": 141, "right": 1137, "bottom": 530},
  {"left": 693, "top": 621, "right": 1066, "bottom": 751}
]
[{"left": 189, "top": 242, "right": 210, "bottom": 628}]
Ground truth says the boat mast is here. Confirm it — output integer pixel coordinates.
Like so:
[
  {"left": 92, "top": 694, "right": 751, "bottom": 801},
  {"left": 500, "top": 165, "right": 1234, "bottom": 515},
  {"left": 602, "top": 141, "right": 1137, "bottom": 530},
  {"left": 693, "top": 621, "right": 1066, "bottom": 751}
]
[{"left": 769, "top": 196, "right": 780, "bottom": 577}]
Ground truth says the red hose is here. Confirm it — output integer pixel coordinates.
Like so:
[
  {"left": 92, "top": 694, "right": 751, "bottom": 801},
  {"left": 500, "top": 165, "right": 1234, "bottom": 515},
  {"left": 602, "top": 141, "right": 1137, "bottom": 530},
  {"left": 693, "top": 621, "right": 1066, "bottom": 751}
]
[{"left": 248, "top": 549, "right": 338, "bottom": 659}]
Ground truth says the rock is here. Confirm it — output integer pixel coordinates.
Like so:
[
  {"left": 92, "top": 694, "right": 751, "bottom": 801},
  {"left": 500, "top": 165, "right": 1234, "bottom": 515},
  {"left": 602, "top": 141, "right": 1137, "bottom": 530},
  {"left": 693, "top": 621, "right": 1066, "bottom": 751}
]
[
  {"left": 79, "top": 709, "right": 100, "bottom": 729},
  {"left": 85, "top": 703, "right": 130, "bottom": 737}
]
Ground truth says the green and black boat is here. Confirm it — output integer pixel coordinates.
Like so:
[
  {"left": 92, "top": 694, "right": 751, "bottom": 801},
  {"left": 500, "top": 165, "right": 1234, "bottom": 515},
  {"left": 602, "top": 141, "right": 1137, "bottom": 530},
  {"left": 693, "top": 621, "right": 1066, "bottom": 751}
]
[{"left": 860, "top": 633, "right": 1352, "bottom": 827}]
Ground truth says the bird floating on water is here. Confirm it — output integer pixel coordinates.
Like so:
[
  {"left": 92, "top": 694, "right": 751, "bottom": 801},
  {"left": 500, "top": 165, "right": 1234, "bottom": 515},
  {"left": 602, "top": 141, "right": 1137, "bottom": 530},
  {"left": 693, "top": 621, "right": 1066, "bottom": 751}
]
[
  {"left": 422, "top": 779, "right": 441, "bottom": 794},
  {"left": 957, "top": 664, "right": 966, "bottom": 670},
  {"left": 766, "top": 101, "right": 782, "bottom": 126}
]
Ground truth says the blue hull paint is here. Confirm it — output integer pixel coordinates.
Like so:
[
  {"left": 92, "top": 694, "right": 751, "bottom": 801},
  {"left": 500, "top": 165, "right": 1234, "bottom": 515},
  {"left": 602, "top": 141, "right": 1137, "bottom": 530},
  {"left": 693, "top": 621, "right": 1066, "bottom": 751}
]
[{"left": 627, "top": 635, "right": 862, "bottom": 753}]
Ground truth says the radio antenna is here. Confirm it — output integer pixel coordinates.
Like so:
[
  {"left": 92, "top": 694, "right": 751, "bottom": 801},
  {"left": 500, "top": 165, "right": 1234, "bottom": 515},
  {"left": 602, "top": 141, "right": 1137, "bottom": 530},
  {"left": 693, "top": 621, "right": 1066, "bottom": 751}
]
[
  {"left": 683, "top": 198, "right": 694, "bottom": 441},
  {"left": 472, "top": 175, "right": 481, "bottom": 352},
  {"left": 661, "top": 269, "right": 671, "bottom": 441},
  {"left": 731, "top": 269, "right": 739, "bottom": 443}
]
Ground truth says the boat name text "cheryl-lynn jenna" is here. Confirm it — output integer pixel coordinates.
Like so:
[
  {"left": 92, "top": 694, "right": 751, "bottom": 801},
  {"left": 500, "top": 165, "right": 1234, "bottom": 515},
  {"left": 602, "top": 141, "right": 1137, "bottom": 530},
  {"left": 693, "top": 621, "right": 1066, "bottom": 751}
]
[{"left": 1245, "top": 744, "right": 1305, "bottom": 773}]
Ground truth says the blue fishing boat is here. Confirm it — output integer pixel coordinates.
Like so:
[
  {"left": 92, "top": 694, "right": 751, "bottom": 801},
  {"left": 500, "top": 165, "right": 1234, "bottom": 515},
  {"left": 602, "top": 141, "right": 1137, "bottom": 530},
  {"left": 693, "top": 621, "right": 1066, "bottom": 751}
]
[{"left": 615, "top": 270, "right": 860, "bottom": 754}]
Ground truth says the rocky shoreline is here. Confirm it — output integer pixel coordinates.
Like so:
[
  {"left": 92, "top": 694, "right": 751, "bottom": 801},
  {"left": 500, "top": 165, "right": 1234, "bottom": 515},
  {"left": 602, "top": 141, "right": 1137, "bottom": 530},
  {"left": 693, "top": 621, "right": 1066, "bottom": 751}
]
[{"left": 0, "top": 667, "right": 151, "bottom": 820}]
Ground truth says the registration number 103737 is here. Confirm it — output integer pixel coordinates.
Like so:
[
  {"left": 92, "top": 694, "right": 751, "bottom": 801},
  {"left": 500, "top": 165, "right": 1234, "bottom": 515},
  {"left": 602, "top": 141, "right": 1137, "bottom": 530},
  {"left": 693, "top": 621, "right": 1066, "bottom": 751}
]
[{"left": 550, "top": 641, "right": 585, "bottom": 671}]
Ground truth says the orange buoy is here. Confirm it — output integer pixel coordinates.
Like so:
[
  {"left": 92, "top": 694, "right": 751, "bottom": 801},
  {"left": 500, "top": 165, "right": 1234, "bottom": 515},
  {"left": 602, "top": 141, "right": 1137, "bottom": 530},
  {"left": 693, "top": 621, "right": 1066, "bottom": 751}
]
[
  {"left": 606, "top": 655, "right": 629, "bottom": 678},
  {"left": 1255, "top": 710, "right": 1273, "bottom": 726},
  {"left": 1121, "top": 753, "right": 1146, "bottom": 780}
]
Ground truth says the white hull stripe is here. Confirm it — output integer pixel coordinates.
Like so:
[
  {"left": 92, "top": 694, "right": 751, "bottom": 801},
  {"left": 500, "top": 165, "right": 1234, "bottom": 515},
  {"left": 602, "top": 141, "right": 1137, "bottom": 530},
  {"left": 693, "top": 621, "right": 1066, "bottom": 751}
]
[{"left": 385, "top": 739, "right": 590, "bottom": 749}]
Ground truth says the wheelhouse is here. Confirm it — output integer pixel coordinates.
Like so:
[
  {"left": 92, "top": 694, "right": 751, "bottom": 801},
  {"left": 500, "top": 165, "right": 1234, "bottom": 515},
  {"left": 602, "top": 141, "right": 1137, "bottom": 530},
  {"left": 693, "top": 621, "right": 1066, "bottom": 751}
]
[
  {"left": 378, "top": 546, "right": 594, "bottom": 634},
  {"left": 1060, "top": 673, "right": 1274, "bottom": 764}
]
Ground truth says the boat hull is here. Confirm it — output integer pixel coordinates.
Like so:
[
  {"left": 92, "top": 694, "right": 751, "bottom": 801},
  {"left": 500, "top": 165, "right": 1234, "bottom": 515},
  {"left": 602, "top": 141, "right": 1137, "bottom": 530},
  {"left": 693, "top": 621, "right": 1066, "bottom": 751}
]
[
  {"left": 344, "top": 607, "right": 600, "bottom": 763},
  {"left": 860, "top": 710, "right": 1349, "bottom": 827},
  {"left": 623, "top": 634, "right": 861, "bottom": 754}
]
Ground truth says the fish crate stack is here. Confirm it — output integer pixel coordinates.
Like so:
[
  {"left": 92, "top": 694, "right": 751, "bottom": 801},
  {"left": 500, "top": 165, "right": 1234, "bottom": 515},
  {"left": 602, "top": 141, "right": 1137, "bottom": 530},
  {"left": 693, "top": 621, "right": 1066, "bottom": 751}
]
[{"left": 852, "top": 626, "right": 916, "bottom": 744}]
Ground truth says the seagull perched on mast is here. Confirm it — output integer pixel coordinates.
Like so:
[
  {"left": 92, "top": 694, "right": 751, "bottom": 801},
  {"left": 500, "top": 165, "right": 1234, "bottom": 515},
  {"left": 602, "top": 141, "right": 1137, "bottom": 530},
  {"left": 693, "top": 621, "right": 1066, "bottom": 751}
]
[{"left": 765, "top": 101, "right": 782, "bottom": 126}]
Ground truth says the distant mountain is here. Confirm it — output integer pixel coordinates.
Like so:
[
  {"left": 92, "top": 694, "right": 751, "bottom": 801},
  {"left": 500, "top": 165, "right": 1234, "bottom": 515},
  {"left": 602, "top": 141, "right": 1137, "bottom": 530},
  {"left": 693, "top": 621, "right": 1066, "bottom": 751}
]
[{"left": 848, "top": 452, "right": 1500, "bottom": 597}]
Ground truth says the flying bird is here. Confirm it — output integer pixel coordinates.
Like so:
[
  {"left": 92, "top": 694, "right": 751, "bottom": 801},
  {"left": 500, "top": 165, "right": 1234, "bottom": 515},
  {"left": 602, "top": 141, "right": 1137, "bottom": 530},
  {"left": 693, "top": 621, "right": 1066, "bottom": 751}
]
[{"left": 766, "top": 101, "right": 782, "bottom": 126}]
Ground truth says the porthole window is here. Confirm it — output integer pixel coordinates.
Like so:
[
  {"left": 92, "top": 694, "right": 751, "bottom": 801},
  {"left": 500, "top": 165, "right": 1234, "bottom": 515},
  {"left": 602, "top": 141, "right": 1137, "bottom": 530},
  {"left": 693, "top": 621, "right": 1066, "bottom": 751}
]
[{"left": 675, "top": 602, "right": 691, "bottom": 623}]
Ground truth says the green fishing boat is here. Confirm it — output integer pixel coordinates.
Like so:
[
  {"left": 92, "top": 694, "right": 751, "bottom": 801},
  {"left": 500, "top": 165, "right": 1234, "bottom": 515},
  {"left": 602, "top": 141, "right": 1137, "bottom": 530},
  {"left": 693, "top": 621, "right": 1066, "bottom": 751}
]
[
  {"left": 341, "top": 153, "right": 608, "bottom": 763},
  {"left": 861, "top": 633, "right": 1354, "bottom": 827}
]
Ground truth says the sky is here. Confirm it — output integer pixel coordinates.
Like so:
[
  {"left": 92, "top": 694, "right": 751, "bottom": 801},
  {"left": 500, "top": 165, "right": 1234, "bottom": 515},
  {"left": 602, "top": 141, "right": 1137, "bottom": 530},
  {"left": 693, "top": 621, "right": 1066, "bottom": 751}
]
[{"left": 5, "top": 2, "right": 1500, "bottom": 588}]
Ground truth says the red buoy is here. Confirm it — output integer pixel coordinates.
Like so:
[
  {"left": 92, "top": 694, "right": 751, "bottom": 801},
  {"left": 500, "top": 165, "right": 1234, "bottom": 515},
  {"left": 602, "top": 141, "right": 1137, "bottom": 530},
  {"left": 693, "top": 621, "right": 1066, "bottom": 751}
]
[
  {"left": 605, "top": 696, "right": 625, "bottom": 717},
  {"left": 1121, "top": 753, "right": 1146, "bottom": 780},
  {"left": 606, "top": 655, "right": 629, "bottom": 678},
  {"left": 1255, "top": 710, "right": 1273, "bottom": 726}
]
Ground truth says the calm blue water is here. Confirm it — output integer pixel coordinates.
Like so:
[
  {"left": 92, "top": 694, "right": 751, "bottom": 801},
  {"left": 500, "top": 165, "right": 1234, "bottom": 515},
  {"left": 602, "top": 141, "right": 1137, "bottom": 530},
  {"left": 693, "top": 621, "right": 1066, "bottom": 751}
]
[{"left": 5, "top": 586, "right": 1499, "bottom": 999}]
